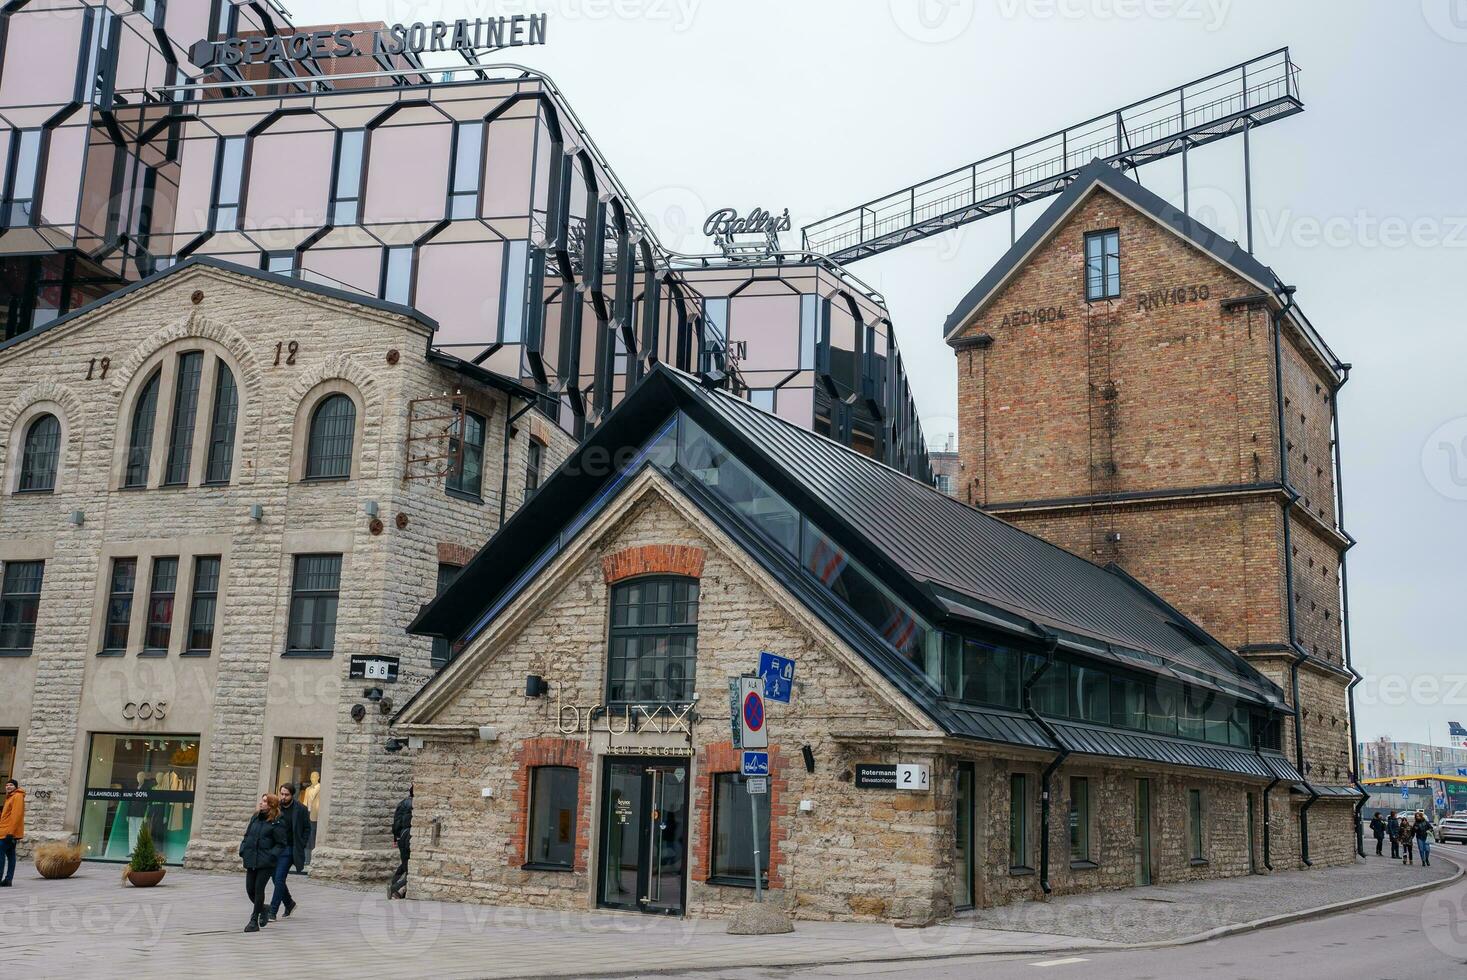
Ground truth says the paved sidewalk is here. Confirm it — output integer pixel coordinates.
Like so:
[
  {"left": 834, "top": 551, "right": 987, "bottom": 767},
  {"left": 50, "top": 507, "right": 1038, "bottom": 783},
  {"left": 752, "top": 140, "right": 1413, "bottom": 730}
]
[
  {"left": 963, "top": 847, "right": 1457, "bottom": 943},
  {"left": 0, "top": 849, "right": 1457, "bottom": 979}
]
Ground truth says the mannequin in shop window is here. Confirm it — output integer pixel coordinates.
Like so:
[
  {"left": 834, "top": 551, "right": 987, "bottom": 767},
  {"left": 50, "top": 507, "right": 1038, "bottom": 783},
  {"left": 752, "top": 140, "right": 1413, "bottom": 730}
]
[
  {"left": 127, "top": 771, "right": 156, "bottom": 854},
  {"left": 299, "top": 771, "right": 321, "bottom": 862}
]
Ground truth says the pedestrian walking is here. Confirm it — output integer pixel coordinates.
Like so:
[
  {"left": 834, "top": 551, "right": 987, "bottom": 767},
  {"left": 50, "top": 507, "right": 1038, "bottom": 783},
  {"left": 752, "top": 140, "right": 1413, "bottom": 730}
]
[
  {"left": 269, "top": 782, "right": 311, "bottom": 920},
  {"left": 1387, "top": 811, "right": 1400, "bottom": 858},
  {"left": 1414, "top": 809, "right": 1434, "bottom": 867},
  {"left": 390, "top": 785, "right": 412, "bottom": 899},
  {"left": 1370, "top": 811, "right": 1386, "bottom": 856},
  {"left": 239, "top": 794, "right": 287, "bottom": 933},
  {"left": 0, "top": 778, "right": 24, "bottom": 887},
  {"left": 1400, "top": 815, "right": 1415, "bottom": 865}
]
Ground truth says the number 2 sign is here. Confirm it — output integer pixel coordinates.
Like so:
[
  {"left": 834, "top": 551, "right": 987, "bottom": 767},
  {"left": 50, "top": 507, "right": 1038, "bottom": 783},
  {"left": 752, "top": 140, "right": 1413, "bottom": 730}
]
[{"left": 896, "top": 763, "right": 930, "bottom": 792}]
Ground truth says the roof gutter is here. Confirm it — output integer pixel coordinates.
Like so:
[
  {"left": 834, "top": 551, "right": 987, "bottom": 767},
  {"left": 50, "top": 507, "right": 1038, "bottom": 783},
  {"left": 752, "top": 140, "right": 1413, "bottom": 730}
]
[
  {"left": 1019, "top": 626, "right": 1068, "bottom": 895},
  {"left": 1330, "top": 363, "right": 1370, "bottom": 856}
]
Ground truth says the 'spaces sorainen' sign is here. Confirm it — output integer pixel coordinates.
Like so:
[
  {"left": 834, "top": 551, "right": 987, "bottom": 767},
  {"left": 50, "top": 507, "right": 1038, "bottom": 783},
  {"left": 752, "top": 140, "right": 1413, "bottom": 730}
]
[{"left": 191, "top": 15, "right": 548, "bottom": 70}]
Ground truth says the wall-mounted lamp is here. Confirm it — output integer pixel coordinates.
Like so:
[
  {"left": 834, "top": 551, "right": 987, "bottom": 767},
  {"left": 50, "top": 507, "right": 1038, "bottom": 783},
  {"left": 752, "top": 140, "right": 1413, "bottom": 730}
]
[
  {"left": 801, "top": 744, "right": 816, "bottom": 774},
  {"left": 68, "top": 509, "right": 85, "bottom": 526},
  {"left": 249, "top": 504, "right": 264, "bottom": 522},
  {"left": 525, "top": 674, "right": 549, "bottom": 698},
  {"left": 364, "top": 687, "right": 384, "bottom": 702}
]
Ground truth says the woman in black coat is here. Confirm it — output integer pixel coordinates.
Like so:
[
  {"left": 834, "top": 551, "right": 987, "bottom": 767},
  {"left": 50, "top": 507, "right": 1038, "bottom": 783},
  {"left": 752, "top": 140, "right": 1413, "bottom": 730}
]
[{"left": 239, "top": 794, "right": 287, "bottom": 932}]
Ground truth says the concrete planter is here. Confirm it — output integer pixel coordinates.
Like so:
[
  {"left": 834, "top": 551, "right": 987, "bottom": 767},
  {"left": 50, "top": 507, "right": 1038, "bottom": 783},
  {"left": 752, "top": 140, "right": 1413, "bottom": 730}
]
[{"left": 125, "top": 869, "right": 167, "bottom": 888}]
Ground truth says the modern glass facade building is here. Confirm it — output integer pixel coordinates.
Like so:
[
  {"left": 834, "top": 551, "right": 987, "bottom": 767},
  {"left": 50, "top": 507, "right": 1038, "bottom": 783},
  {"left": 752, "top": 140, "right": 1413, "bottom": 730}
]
[{"left": 0, "top": 0, "right": 930, "bottom": 477}]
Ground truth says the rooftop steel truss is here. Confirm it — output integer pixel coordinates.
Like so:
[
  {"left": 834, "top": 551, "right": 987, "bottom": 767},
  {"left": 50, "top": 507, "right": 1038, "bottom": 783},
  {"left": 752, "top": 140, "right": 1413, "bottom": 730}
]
[{"left": 801, "top": 48, "right": 1303, "bottom": 263}]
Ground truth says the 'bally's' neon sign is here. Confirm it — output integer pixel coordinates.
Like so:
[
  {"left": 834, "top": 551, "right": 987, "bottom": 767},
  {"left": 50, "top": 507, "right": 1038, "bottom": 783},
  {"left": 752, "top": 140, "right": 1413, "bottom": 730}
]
[{"left": 191, "top": 15, "right": 548, "bottom": 70}]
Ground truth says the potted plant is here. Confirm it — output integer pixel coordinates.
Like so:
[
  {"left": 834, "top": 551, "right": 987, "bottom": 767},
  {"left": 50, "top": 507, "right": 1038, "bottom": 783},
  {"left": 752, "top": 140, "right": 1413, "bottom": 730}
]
[
  {"left": 34, "top": 841, "right": 84, "bottom": 880},
  {"left": 123, "top": 823, "right": 166, "bottom": 887}
]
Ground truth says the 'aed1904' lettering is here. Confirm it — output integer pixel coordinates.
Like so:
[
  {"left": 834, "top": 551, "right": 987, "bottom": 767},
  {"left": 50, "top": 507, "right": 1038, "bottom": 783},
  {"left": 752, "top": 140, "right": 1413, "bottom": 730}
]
[{"left": 998, "top": 306, "right": 1067, "bottom": 328}]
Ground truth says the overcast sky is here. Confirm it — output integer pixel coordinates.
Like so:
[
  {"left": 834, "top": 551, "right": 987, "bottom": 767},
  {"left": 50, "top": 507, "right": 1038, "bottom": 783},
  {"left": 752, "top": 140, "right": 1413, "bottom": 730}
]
[{"left": 294, "top": 0, "right": 1467, "bottom": 749}]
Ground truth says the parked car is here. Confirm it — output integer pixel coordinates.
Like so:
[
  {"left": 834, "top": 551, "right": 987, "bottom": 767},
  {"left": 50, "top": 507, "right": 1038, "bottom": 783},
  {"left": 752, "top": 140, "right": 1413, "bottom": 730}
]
[{"left": 1436, "top": 814, "right": 1467, "bottom": 844}]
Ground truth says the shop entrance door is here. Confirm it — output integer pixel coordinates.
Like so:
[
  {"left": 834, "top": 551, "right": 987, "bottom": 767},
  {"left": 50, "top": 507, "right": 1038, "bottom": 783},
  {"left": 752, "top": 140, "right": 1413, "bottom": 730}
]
[
  {"left": 1134, "top": 777, "right": 1153, "bottom": 886},
  {"left": 598, "top": 758, "right": 689, "bottom": 915}
]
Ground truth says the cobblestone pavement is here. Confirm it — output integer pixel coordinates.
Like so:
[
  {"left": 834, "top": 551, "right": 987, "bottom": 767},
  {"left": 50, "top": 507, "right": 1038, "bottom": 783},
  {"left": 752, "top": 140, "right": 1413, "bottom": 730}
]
[
  {"left": 962, "top": 846, "right": 1457, "bottom": 943},
  {"left": 0, "top": 849, "right": 1455, "bottom": 979}
]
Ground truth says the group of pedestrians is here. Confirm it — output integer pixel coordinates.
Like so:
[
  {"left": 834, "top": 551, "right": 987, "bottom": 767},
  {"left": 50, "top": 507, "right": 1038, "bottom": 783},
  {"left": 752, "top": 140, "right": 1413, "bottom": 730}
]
[
  {"left": 1369, "top": 810, "right": 1434, "bottom": 866},
  {"left": 237, "top": 782, "right": 311, "bottom": 932}
]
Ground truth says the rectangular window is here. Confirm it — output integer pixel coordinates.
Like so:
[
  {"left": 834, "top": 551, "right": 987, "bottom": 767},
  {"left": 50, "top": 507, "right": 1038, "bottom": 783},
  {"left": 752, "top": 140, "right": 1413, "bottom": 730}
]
[
  {"left": 186, "top": 556, "right": 220, "bottom": 654},
  {"left": 204, "top": 362, "right": 237, "bottom": 484},
  {"left": 286, "top": 554, "right": 341, "bottom": 655},
  {"left": 749, "top": 389, "right": 775, "bottom": 413},
  {"left": 798, "top": 294, "right": 818, "bottom": 370},
  {"left": 381, "top": 246, "right": 413, "bottom": 305},
  {"left": 1071, "top": 664, "right": 1110, "bottom": 723},
  {"left": 446, "top": 408, "right": 485, "bottom": 499},
  {"left": 525, "top": 765, "right": 578, "bottom": 869},
  {"left": 430, "top": 563, "right": 462, "bottom": 669},
  {"left": 2, "top": 129, "right": 43, "bottom": 227},
  {"left": 264, "top": 251, "right": 296, "bottom": 277},
  {"left": 0, "top": 560, "right": 44, "bottom": 655},
  {"left": 1009, "top": 773, "right": 1029, "bottom": 869},
  {"left": 1188, "top": 788, "right": 1205, "bottom": 861},
  {"left": 701, "top": 298, "right": 728, "bottom": 374},
  {"left": 103, "top": 558, "right": 136, "bottom": 652},
  {"left": 955, "top": 762, "right": 975, "bottom": 908},
  {"left": 499, "top": 240, "right": 529, "bottom": 343},
  {"left": 525, "top": 437, "right": 544, "bottom": 496},
  {"left": 164, "top": 351, "right": 203, "bottom": 485},
  {"left": 142, "top": 557, "right": 178, "bottom": 653},
  {"left": 329, "top": 129, "right": 365, "bottom": 224},
  {"left": 81, "top": 6, "right": 119, "bottom": 107},
  {"left": 710, "top": 773, "right": 770, "bottom": 887},
  {"left": 605, "top": 577, "right": 699, "bottom": 704},
  {"left": 1084, "top": 229, "right": 1120, "bottom": 301},
  {"left": 210, "top": 136, "right": 245, "bottom": 231},
  {"left": 1070, "top": 776, "right": 1092, "bottom": 864},
  {"left": 0, "top": 729, "right": 15, "bottom": 785},
  {"left": 448, "top": 121, "right": 483, "bottom": 219}
]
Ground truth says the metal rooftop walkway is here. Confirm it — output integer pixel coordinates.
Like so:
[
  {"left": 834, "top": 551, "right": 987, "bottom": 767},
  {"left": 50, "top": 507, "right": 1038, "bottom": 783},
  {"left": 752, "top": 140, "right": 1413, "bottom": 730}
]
[{"left": 801, "top": 48, "right": 1302, "bottom": 263}]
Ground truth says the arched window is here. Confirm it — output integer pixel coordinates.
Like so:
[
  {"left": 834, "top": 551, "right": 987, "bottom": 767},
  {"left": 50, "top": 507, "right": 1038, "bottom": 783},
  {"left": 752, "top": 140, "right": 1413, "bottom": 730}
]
[
  {"left": 17, "top": 413, "right": 60, "bottom": 492},
  {"left": 305, "top": 393, "right": 356, "bottom": 479},
  {"left": 204, "top": 362, "right": 238, "bottom": 484},
  {"left": 125, "top": 369, "right": 161, "bottom": 488},
  {"left": 605, "top": 576, "right": 699, "bottom": 705}
]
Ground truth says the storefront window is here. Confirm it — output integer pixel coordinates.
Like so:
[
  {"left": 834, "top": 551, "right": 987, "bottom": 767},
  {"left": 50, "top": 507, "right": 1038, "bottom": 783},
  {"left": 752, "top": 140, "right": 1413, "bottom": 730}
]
[
  {"left": 710, "top": 773, "right": 769, "bottom": 887},
  {"left": 78, "top": 734, "right": 199, "bottom": 864},
  {"left": 275, "top": 738, "right": 324, "bottom": 867},
  {"left": 526, "top": 766, "right": 578, "bottom": 869},
  {"left": 1070, "top": 776, "right": 1092, "bottom": 864},
  {"left": 955, "top": 763, "right": 975, "bottom": 908},
  {"left": 0, "top": 729, "right": 16, "bottom": 785},
  {"left": 605, "top": 577, "right": 699, "bottom": 705}
]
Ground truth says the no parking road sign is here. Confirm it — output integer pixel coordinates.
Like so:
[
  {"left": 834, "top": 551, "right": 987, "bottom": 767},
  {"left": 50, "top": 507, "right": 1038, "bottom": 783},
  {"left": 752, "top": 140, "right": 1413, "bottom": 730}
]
[{"left": 738, "top": 676, "right": 768, "bottom": 749}]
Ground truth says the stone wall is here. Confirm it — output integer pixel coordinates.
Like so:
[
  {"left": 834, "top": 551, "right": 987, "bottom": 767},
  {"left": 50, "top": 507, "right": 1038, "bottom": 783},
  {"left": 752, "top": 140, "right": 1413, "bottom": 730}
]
[{"left": 0, "top": 263, "right": 571, "bottom": 880}]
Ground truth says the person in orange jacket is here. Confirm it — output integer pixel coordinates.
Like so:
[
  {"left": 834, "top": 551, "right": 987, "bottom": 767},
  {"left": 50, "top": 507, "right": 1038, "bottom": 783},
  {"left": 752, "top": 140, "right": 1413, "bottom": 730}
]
[{"left": 0, "top": 778, "right": 23, "bottom": 886}]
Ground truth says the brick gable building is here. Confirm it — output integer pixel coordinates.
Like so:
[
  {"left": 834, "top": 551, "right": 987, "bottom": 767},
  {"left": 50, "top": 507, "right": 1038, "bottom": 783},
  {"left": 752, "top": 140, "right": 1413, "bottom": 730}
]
[{"left": 945, "top": 161, "right": 1363, "bottom": 865}]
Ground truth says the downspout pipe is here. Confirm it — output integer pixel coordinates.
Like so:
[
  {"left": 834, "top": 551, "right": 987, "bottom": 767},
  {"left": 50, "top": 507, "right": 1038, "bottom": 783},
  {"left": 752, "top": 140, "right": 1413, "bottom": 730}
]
[
  {"left": 1331, "top": 364, "right": 1369, "bottom": 857},
  {"left": 1270, "top": 284, "right": 1317, "bottom": 866},
  {"left": 497, "top": 395, "right": 538, "bottom": 525},
  {"left": 1263, "top": 771, "right": 1281, "bottom": 871},
  {"left": 1020, "top": 627, "right": 1068, "bottom": 895}
]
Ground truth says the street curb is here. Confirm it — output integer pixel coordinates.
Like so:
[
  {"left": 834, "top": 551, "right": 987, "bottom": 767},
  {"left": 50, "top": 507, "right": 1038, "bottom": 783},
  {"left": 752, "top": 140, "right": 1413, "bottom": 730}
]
[{"left": 622, "top": 852, "right": 1467, "bottom": 978}]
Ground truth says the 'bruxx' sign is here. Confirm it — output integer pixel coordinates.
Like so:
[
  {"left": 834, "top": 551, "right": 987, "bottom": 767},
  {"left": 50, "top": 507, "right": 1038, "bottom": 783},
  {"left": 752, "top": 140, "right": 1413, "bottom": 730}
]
[{"left": 191, "top": 15, "right": 548, "bottom": 70}]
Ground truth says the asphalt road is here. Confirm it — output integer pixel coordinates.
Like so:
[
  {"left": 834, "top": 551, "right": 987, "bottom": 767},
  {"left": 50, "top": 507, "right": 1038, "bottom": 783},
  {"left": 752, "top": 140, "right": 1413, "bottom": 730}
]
[{"left": 671, "top": 851, "right": 1467, "bottom": 980}]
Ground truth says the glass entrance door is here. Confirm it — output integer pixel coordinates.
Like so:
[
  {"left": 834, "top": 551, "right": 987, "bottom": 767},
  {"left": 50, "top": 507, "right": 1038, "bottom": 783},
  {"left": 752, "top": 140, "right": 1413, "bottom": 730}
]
[
  {"left": 1134, "top": 777, "right": 1153, "bottom": 886},
  {"left": 598, "top": 758, "right": 689, "bottom": 915}
]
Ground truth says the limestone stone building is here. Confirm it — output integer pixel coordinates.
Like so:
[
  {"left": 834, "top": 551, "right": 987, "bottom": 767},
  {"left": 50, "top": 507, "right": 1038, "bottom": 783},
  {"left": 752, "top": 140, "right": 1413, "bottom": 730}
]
[
  {"left": 395, "top": 366, "right": 1314, "bottom": 924},
  {"left": 0, "top": 257, "right": 572, "bottom": 879},
  {"left": 943, "top": 160, "right": 1364, "bottom": 867}
]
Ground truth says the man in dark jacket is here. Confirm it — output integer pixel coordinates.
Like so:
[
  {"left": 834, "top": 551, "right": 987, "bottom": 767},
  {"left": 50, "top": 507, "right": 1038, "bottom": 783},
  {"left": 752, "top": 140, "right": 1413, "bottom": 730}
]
[
  {"left": 1369, "top": 812, "right": 1386, "bottom": 855},
  {"left": 390, "top": 786, "right": 412, "bottom": 899},
  {"left": 1386, "top": 812, "right": 1401, "bottom": 858},
  {"left": 270, "top": 782, "right": 312, "bottom": 920}
]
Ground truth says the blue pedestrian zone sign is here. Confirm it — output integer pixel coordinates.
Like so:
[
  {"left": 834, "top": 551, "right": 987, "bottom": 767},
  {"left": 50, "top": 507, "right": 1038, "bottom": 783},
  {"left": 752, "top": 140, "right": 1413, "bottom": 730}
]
[
  {"left": 741, "top": 751, "right": 770, "bottom": 777},
  {"left": 1401, "top": 788, "right": 1411, "bottom": 799},
  {"left": 759, "top": 651, "right": 795, "bottom": 704}
]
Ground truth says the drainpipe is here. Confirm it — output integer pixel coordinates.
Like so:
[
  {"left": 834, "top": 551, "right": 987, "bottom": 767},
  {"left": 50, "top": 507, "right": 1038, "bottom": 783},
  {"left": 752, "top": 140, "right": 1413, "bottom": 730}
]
[
  {"left": 1020, "top": 627, "right": 1068, "bottom": 895},
  {"left": 1262, "top": 771, "right": 1281, "bottom": 872},
  {"left": 497, "top": 396, "right": 538, "bottom": 525},
  {"left": 1270, "top": 285, "right": 1317, "bottom": 866},
  {"left": 1331, "top": 364, "right": 1368, "bottom": 857}
]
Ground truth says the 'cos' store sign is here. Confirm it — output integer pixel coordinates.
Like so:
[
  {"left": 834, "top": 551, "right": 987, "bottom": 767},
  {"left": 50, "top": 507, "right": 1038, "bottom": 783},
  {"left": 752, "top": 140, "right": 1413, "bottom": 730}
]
[{"left": 123, "top": 701, "right": 169, "bottom": 721}]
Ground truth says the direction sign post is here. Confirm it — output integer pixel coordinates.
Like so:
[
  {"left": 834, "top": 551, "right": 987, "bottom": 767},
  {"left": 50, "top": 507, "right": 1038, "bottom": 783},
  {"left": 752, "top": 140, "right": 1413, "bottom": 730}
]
[{"left": 734, "top": 674, "right": 770, "bottom": 903}]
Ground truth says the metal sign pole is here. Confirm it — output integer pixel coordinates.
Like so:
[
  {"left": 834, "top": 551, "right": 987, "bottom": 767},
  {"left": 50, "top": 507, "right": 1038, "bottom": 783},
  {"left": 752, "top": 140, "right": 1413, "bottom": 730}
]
[{"left": 750, "top": 781, "right": 763, "bottom": 903}]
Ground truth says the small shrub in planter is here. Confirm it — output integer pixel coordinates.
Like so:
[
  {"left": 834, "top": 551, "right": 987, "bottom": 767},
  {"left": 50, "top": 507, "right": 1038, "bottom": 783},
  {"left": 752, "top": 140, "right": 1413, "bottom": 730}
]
[
  {"left": 123, "top": 824, "right": 166, "bottom": 887},
  {"left": 34, "top": 841, "right": 83, "bottom": 879}
]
